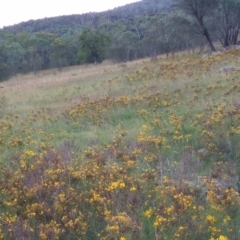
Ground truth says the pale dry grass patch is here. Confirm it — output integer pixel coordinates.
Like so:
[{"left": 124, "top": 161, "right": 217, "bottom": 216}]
[
  {"left": 0, "top": 62, "right": 129, "bottom": 112},
  {"left": 0, "top": 48, "right": 240, "bottom": 115}
]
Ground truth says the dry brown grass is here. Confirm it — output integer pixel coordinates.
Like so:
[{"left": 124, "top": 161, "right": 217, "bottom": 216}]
[{"left": 1, "top": 47, "right": 240, "bottom": 115}]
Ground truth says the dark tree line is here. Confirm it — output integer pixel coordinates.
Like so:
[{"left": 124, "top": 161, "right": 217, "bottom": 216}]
[{"left": 0, "top": 0, "right": 239, "bottom": 81}]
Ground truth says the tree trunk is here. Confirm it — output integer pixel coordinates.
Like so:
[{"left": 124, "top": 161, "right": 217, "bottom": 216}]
[
  {"left": 203, "top": 27, "right": 216, "bottom": 52},
  {"left": 197, "top": 18, "right": 216, "bottom": 52},
  {"left": 224, "top": 27, "right": 239, "bottom": 47}
]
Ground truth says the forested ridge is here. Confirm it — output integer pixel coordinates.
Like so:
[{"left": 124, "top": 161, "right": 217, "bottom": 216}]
[
  {"left": 3, "top": 0, "right": 175, "bottom": 35},
  {"left": 0, "top": 0, "right": 239, "bottom": 80}
]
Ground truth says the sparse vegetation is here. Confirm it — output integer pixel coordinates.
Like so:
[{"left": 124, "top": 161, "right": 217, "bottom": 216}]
[{"left": 0, "top": 48, "right": 240, "bottom": 239}]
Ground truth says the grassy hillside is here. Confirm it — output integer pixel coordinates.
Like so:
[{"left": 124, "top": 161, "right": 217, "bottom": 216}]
[{"left": 0, "top": 49, "right": 240, "bottom": 239}]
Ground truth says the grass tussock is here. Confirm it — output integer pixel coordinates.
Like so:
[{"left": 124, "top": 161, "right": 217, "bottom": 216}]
[{"left": 0, "top": 50, "right": 240, "bottom": 240}]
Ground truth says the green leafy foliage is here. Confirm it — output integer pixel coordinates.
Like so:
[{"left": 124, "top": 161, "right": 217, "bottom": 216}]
[
  {"left": 0, "top": 0, "right": 239, "bottom": 80},
  {"left": 78, "top": 29, "right": 111, "bottom": 64},
  {"left": 6, "top": 42, "right": 25, "bottom": 75}
]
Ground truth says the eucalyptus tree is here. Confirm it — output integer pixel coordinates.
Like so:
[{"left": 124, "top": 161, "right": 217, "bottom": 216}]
[
  {"left": 215, "top": 0, "right": 240, "bottom": 46},
  {"left": 6, "top": 42, "right": 25, "bottom": 76},
  {"left": 0, "top": 46, "right": 8, "bottom": 80},
  {"left": 143, "top": 16, "right": 162, "bottom": 59},
  {"left": 34, "top": 32, "right": 56, "bottom": 69},
  {"left": 60, "top": 32, "right": 79, "bottom": 66},
  {"left": 179, "top": 0, "right": 218, "bottom": 51},
  {"left": 25, "top": 46, "right": 42, "bottom": 73},
  {"left": 78, "top": 28, "right": 111, "bottom": 64},
  {"left": 49, "top": 38, "right": 68, "bottom": 69}
]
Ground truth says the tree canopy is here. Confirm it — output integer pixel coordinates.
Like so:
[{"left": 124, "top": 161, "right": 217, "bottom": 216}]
[
  {"left": 78, "top": 29, "right": 111, "bottom": 64},
  {"left": 0, "top": 0, "right": 239, "bottom": 81}
]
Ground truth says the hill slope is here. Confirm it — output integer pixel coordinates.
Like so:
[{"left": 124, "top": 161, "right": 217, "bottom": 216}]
[{"left": 0, "top": 50, "right": 240, "bottom": 239}]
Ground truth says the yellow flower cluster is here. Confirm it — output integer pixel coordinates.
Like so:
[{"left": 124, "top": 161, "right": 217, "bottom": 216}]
[{"left": 0, "top": 47, "right": 240, "bottom": 239}]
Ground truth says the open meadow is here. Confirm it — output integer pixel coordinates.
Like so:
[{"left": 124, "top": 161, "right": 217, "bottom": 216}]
[{"left": 0, "top": 49, "right": 240, "bottom": 239}]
